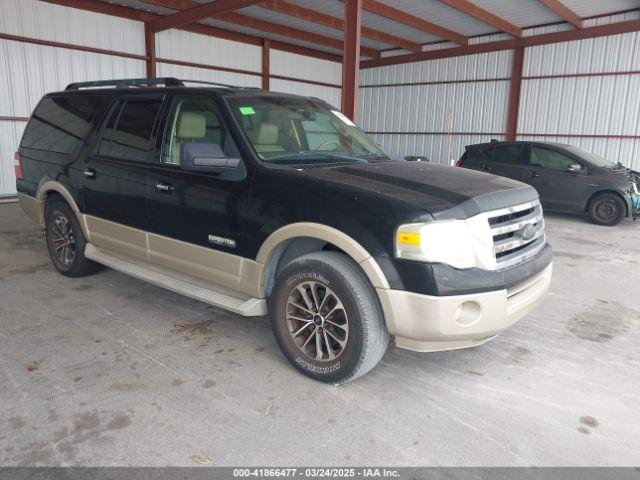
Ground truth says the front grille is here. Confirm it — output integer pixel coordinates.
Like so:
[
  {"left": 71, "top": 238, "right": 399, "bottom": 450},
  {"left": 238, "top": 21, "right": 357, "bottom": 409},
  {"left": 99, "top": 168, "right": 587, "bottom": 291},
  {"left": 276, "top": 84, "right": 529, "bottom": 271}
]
[{"left": 487, "top": 200, "right": 546, "bottom": 269}]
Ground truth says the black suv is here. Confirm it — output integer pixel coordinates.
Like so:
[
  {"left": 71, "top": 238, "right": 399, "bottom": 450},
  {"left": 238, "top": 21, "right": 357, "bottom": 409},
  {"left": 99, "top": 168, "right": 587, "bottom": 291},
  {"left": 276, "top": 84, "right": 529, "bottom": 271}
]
[
  {"left": 16, "top": 78, "right": 552, "bottom": 383},
  {"left": 458, "top": 140, "right": 639, "bottom": 226}
]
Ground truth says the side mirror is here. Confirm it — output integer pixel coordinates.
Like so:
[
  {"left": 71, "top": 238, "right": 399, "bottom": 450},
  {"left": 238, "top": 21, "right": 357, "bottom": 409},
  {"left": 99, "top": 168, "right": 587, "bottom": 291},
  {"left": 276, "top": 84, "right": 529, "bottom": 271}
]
[
  {"left": 405, "top": 155, "right": 430, "bottom": 162},
  {"left": 568, "top": 163, "right": 582, "bottom": 172},
  {"left": 180, "top": 142, "right": 240, "bottom": 170}
]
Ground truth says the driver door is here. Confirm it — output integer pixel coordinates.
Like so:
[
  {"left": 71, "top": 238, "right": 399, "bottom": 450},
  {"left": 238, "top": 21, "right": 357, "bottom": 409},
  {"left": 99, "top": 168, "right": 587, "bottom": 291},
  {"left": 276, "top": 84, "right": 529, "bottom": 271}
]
[
  {"left": 522, "top": 146, "right": 588, "bottom": 212},
  {"left": 145, "top": 94, "right": 251, "bottom": 291}
]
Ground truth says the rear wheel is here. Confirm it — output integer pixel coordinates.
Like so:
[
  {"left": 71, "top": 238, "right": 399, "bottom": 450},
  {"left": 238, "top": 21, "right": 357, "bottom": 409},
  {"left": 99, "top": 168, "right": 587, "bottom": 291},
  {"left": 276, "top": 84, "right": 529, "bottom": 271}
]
[
  {"left": 45, "top": 197, "right": 99, "bottom": 277},
  {"left": 588, "top": 192, "right": 625, "bottom": 226},
  {"left": 269, "top": 252, "right": 389, "bottom": 384}
]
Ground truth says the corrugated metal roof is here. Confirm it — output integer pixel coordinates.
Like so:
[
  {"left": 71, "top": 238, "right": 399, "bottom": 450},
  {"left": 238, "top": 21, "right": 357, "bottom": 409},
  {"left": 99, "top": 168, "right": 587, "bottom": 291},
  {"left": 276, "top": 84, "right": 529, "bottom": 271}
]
[
  {"left": 469, "top": 0, "right": 561, "bottom": 27},
  {"left": 239, "top": 5, "right": 393, "bottom": 50},
  {"left": 52, "top": 0, "right": 640, "bottom": 58},
  {"left": 560, "top": 0, "right": 638, "bottom": 18}
]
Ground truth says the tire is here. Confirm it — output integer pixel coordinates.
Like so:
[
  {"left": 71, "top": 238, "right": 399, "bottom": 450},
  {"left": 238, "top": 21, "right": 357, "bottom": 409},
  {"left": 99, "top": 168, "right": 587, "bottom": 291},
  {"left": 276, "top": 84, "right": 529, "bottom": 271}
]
[
  {"left": 588, "top": 192, "right": 625, "bottom": 226},
  {"left": 44, "top": 197, "right": 99, "bottom": 277},
  {"left": 268, "top": 251, "right": 389, "bottom": 384}
]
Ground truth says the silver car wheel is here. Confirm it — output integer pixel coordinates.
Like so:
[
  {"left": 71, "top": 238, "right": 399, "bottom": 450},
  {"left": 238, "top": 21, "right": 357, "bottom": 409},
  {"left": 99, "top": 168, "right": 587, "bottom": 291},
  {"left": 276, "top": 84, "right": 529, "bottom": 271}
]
[
  {"left": 285, "top": 281, "right": 349, "bottom": 362},
  {"left": 52, "top": 213, "right": 76, "bottom": 266}
]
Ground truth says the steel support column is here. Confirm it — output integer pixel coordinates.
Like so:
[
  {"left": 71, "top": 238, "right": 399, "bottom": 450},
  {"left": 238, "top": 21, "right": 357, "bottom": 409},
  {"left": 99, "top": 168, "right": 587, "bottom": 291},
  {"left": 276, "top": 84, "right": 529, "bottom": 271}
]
[
  {"left": 506, "top": 46, "right": 524, "bottom": 141},
  {"left": 341, "top": 0, "right": 362, "bottom": 120},
  {"left": 262, "top": 38, "right": 270, "bottom": 91},
  {"left": 144, "top": 22, "right": 156, "bottom": 78}
]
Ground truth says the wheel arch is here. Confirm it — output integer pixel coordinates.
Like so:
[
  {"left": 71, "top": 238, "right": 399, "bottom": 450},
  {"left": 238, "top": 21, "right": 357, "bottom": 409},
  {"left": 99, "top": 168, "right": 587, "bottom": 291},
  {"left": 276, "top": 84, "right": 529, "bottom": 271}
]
[
  {"left": 255, "top": 223, "right": 390, "bottom": 298},
  {"left": 36, "top": 180, "right": 89, "bottom": 237},
  {"left": 585, "top": 189, "right": 629, "bottom": 217}
]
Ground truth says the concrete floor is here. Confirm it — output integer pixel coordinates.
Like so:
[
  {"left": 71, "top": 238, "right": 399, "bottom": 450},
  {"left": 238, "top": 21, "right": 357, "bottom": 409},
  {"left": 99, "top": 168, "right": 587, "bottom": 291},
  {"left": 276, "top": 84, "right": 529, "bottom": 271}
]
[{"left": 0, "top": 202, "right": 639, "bottom": 467}]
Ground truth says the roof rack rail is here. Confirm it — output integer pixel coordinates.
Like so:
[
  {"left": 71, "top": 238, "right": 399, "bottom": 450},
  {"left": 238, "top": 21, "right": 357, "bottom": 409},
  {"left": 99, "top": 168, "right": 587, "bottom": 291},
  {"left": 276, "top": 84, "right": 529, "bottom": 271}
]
[
  {"left": 177, "top": 79, "right": 261, "bottom": 90},
  {"left": 65, "top": 77, "right": 184, "bottom": 91}
]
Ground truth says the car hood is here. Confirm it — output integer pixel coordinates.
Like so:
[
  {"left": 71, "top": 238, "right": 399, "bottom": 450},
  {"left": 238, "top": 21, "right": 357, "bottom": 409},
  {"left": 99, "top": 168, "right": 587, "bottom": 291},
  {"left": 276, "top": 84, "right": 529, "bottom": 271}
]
[{"left": 293, "top": 161, "right": 539, "bottom": 219}]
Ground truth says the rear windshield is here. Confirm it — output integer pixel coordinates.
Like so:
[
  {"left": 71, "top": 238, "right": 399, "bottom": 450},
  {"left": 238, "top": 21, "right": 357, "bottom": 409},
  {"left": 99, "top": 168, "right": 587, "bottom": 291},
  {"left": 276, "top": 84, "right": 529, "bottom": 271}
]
[{"left": 21, "top": 95, "right": 109, "bottom": 154}]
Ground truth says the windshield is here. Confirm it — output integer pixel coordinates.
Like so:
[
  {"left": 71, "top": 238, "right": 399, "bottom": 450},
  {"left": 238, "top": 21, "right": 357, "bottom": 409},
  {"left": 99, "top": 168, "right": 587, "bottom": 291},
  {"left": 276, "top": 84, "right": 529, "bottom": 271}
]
[
  {"left": 561, "top": 144, "right": 618, "bottom": 168},
  {"left": 226, "top": 95, "right": 390, "bottom": 163}
]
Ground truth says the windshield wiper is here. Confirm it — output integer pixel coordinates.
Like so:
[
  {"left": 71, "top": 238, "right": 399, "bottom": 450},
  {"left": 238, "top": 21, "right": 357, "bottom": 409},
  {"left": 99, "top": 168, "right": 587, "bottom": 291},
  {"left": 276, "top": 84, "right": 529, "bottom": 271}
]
[{"left": 263, "top": 150, "right": 368, "bottom": 164}]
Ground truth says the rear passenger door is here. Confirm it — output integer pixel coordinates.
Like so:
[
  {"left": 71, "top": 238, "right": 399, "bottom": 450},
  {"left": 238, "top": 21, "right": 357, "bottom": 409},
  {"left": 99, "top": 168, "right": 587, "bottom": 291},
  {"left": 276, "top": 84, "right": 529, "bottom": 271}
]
[
  {"left": 478, "top": 144, "right": 527, "bottom": 182},
  {"left": 145, "top": 94, "right": 251, "bottom": 291},
  {"left": 82, "top": 95, "right": 164, "bottom": 259}
]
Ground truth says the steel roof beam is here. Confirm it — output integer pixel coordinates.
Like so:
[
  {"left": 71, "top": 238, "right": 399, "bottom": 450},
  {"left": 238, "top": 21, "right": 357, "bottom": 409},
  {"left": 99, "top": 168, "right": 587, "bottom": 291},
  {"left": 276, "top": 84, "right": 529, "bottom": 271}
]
[
  {"left": 538, "top": 0, "right": 583, "bottom": 28},
  {"left": 260, "top": 0, "right": 422, "bottom": 52},
  {"left": 41, "top": 0, "right": 343, "bottom": 62},
  {"left": 361, "top": 18, "right": 640, "bottom": 68},
  {"left": 142, "top": 0, "right": 380, "bottom": 58},
  {"left": 362, "top": 0, "right": 468, "bottom": 46},
  {"left": 438, "top": 0, "right": 522, "bottom": 37},
  {"left": 150, "top": 0, "right": 263, "bottom": 33}
]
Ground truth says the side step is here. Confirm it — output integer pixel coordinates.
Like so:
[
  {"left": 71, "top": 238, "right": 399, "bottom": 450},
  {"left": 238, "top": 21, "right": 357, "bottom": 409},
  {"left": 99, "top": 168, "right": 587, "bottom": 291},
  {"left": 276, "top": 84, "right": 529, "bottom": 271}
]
[{"left": 84, "top": 243, "right": 267, "bottom": 316}]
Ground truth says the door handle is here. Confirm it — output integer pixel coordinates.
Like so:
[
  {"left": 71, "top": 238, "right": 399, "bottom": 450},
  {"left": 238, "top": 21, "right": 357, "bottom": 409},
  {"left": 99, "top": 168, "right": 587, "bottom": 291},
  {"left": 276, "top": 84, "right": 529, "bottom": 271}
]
[
  {"left": 83, "top": 168, "right": 96, "bottom": 179},
  {"left": 155, "top": 182, "right": 174, "bottom": 193},
  {"left": 528, "top": 171, "right": 540, "bottom": 178}
]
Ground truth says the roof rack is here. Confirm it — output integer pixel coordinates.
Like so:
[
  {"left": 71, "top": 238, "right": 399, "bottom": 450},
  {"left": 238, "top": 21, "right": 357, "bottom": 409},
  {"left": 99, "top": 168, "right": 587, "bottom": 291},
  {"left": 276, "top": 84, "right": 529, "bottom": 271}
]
[
  {"left": 178, "top": 79, "right": 260, "bottom": 90},
  {"left": 65, "top": 77, "right": 184, "bottom": 91},
  {"left": 65, "top": 77, "right": 261, "bottom": 91}
]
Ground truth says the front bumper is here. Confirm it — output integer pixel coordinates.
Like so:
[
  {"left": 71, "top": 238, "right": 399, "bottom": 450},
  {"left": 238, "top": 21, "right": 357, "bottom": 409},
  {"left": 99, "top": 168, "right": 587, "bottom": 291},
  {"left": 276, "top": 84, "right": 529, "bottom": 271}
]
[{"left": 377, "top": 263, "right": 553, "bottom": 352}]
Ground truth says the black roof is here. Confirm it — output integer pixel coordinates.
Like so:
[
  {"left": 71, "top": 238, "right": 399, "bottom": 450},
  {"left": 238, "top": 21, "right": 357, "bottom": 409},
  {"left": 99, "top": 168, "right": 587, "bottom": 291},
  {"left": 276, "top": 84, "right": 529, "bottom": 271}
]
[
  {"left": 48, "top": 77, "right": 328, "bottom": 105},
  {"left": 467, "top": 140, "right": 575, "bottom": 150}
]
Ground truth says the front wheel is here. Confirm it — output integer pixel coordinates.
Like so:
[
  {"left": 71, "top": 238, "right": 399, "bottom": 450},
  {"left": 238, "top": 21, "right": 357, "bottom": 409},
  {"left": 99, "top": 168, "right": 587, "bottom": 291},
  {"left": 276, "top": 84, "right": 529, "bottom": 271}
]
[
  {"left": 588, "top": 193, "right": 625, "bottom": 226},
  {"left": 269, "top": 252, "right": 389, "bottom": 384}
]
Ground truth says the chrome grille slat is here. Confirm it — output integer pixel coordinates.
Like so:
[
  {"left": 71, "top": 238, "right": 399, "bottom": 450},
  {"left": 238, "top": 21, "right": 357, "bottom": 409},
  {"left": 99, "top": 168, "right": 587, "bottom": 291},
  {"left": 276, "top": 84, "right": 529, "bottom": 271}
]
[
  {"left": 491, "top": 210, "right": 543, "bottom": 236},
  {"left": 493, "top": 221, "right": 545, "bottom": 254},
  {"left": 486, "top": 200, "right": 546, "bottom": 270}
]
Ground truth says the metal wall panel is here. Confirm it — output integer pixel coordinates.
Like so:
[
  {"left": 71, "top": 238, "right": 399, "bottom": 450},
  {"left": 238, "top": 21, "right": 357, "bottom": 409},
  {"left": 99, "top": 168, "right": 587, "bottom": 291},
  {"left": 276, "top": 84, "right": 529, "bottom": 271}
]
[
  {"left": 0, "top": 0, "right": 145, "bottom": 55},
  {"left": 524, "top": 31, "right": 640, "bottom": 76},
  {"left": 361, "top": 50, "right": 512, "bottom": 85},
  {"left": 156, "top": 63, "right": 261, "bottom": 88},
  {"left": 0, "top": 121, "right": 25, "bottom": 197},
  {"left": 369, "top": 133, "right": 506, "bottom": 164},
  {"left": 270, "top": 79, "right": 341, "bottom": 108},
  {"left": 360, "top": 50, "right": 512, "bottom": 163},
  {"left": 156, "top": 29, "right": 262, "bottom": 73},
  {"left": 0, "top": 38, "right": 145, "bottom": 197},
  {"left": 270, "top": 50, "right": 342, "bottom": 85},
  {"left": 518, "top": 76, "right": 640, "bottom": 136},
  {"left": 519, "top": 29, "right": 640, "bottom": 167},
  {"left": 360, "top": 82, "right": 509, "bottom": 133},
  {"left": 0, "top": 40, "right": 145, "bottom": 117}
]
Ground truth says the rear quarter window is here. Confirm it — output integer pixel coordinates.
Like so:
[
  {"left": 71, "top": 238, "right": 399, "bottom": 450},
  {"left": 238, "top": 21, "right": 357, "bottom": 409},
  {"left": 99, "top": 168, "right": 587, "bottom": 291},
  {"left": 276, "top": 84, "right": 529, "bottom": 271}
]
[
  {"left": 21, "top": 96, "right": 109, "bottom": 154},
  {"left": 482, "top": 144, "right": 526, "bottom": 165}
]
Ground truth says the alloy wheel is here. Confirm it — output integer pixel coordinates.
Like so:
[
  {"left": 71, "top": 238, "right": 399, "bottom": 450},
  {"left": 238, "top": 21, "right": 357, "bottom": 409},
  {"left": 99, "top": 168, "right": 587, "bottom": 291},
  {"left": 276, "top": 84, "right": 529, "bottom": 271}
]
[
  {"left": 51, "top": 213, "right": 76, "bottom": 266},
  {"left": 285, "top": 281, "right": 349, "bottom": 362}
]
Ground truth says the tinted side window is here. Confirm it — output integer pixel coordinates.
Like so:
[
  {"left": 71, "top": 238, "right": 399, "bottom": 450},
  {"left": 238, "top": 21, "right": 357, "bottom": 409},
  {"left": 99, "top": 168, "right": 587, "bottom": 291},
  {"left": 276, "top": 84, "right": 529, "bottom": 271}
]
[
  {"left": 21, "top": 96, "right": 108, "bottom": 154},
  {"left": 98, "top": 105, "right": 120, "bottom": 156},
  {"left": 483, "top": 145, "right": 526, "bottom": 165},
  {"left": 100, "top": 99, "right": 163, "bottom": 161},
  {"left": 162, "top": 96, "right": 236, "bottom": 165},
  {"left": 530, "top": 147, "right": 574, "bottom": 170}
]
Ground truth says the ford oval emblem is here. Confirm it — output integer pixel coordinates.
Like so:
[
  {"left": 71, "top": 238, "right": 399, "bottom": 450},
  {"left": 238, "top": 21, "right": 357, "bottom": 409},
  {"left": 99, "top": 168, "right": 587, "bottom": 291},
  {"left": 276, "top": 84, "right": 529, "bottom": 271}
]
[{"left": 520, "top": 224, "right": 537, "bottom": 241}]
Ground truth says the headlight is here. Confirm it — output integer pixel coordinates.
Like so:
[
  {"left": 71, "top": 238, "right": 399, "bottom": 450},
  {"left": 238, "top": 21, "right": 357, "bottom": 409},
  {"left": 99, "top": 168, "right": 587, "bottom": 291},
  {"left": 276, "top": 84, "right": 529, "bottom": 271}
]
[{"left": 395, "top": 218, "right": 495, "bottom": 269}]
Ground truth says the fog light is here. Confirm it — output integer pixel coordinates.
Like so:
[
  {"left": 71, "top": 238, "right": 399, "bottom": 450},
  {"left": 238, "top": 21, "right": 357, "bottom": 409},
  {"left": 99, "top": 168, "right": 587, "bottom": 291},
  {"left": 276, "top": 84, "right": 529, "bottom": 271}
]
[{"left": 455, "top": 301, "right": 481, "bottom": 327}]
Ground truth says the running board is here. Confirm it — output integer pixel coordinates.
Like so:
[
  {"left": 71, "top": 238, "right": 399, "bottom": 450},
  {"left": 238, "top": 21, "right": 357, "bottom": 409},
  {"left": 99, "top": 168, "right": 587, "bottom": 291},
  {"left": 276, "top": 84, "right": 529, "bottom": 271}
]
[{"left": 84, "top": 243, "right": 267, "bottom": 316}]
